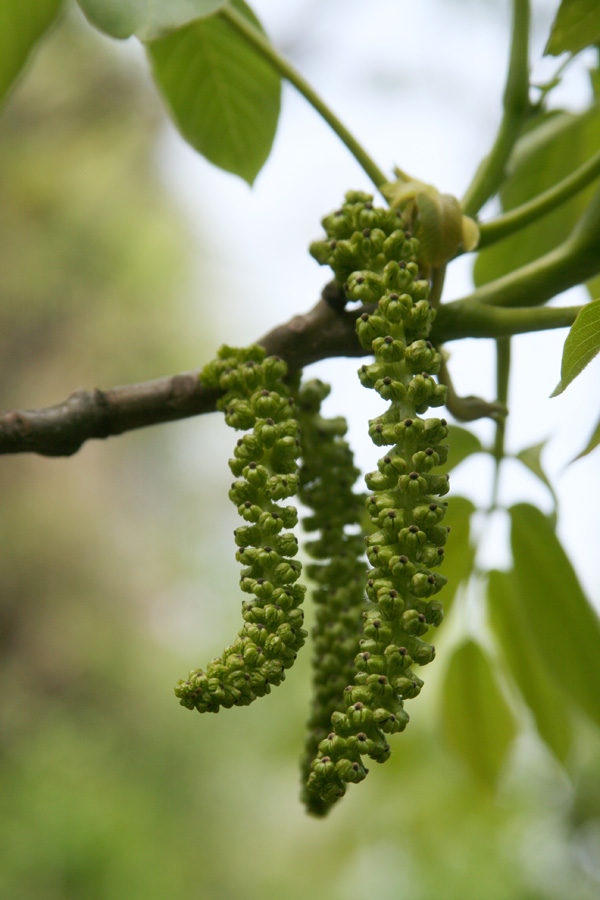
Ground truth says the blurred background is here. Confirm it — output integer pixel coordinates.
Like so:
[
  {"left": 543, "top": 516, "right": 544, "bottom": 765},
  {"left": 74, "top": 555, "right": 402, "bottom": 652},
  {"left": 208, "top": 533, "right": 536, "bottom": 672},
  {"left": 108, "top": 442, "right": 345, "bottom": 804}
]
[{"left": 1, "top": 2, "right": 600, "bottom": 898}]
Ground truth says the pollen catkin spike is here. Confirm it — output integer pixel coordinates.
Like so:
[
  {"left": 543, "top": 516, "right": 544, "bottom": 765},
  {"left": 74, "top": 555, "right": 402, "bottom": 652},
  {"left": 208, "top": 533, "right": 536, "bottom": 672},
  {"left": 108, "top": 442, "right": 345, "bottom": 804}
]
[
  {"left": 296, "top": 379, "right": 367, "bottom": 816},
  {"left": 307, "top": 192, "right": 449, "bottom": 807},
  {"left": 175, "top": 345, "right": 307, "bottom": 714}
]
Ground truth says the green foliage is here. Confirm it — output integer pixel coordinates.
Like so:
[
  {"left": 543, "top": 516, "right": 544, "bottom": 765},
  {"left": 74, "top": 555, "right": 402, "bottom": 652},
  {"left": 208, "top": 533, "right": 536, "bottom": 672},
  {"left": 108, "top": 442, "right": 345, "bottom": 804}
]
[
  {"left": 474, "top": 105, "right": 600, "bottom": 286},
  {"left": 2, "top": 3, "right": 600, "bottom": 894},
  {"left": 436, "top": 496, "right": 476, "bottom": 616},
  {"left": 147, "top": 0, "right": 280, "bottom": 184},
  {"left": 509, "top": 503, "right": 600, "bottom": 730},
  {"left": 573, "top": 413, "right": 600, "bottom": 460},
  {"left": 515, "top": 440, "right": 558, "bottom": 510},
  {"left": 176, "top": 345, "right": 306, "bottom": 713},
  {"left": 545, "top": 0, "right": 600, "bottom": 57},
  {"left": 76, "top": 0, "right": 225, "bottom": 41},
  {"left": 551, "top": 296, "right": 600, "bottom": 395},
  {"left": 488, "top": 569, "right": 573, "bottom": 765},
  {"left": 443, "top": 424, "right": 483, "bottom": 472},
  {"left": 441, "top": 639, "right": 516, "bottom": 788},
  {"left": 0, "top": 0, "right": 63, "bottom": 106}
]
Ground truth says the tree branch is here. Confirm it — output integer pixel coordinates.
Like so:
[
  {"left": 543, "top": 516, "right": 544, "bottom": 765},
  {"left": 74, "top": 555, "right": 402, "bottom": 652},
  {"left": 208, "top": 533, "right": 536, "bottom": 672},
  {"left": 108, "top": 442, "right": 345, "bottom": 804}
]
[
  {"left": 0, "top": 287, "right": 583, "bottom": 458},
  {"left": 0, "top": 285, "right": 364, "bottom": 457}
]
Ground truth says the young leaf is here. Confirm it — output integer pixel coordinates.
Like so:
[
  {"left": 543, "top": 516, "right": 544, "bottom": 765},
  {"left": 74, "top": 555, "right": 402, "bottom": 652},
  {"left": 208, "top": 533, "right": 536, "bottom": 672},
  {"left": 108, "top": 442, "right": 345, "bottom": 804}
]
[
  {"left": 441, "top": 639, "right": 516, "bottom": 788},
  {"left": 551, "top": 298, "right": 600, "bottom": 396},
  {"left": 147, "top": 0, "right": 280, "bottom": 185},
  {"left": 545, "top": 0, "right": 600, "bottom": 58},
  {"left": 0, "top": 0, "right": 63, "bottom": 106},
  {"left": 572, "top": 413, "right": 600, "bottom": 462},
  {"left": 509, "top": 503, "right": 600, "bottom": 730},
  {"left": 474, "top": 105, "right": 600, "bottom": 287},
  {"left": 515, "top": 440, "right": 558, "bottom": 510},
  {"left": 76, "top": 0, "right": 225, "bottom": 41},
  {"left": 488, "top": 569, "right": 573, "bottom": 765},
  {"left": 443, "top": 425, "right": 483, "bottom": 473},
  {"left": 439, "top": 497, "right": 477, "bottom": 616}
]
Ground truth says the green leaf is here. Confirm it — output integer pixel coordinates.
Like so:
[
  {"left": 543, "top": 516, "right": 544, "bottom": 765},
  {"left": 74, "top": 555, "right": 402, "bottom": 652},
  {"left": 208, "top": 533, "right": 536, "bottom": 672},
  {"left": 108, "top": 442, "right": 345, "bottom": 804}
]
[
  {"left": 76, "top": 0, "right": 225, "bottom": 41},
  {"left": 147, "top": 0, "right": 280, "bottom": 184},
  {"left": 441, "top": 639, "right": 516, "bottom": 788},
  {"left": 440, "top": 496, "right": 477, "bottom": 617},
  {"left": 509, "top": 503, "right": 600, "bottom": 730},
  {"left": 488, "top": 569, "right": 573, "bottom": 765},
  {"left": 474, "top": 105, "right": 600, "bottom": 287},
  {"left": 545, "top": 0, "right": 600, "bottom": 57},
  {"left": 515, "top": 440, "right": 558, "bottom": 510},
  {"left": 572, "top": 413, "right": 600, "bottom": 461},
  {"left": 551, "top": 298, "right": 600, "bottom": 396},
  {"left": 444, "top": 425, "right": 483, "bottom": 473},
  {"left": 0, "top": 0, "right": 63, "bottom": 106}
]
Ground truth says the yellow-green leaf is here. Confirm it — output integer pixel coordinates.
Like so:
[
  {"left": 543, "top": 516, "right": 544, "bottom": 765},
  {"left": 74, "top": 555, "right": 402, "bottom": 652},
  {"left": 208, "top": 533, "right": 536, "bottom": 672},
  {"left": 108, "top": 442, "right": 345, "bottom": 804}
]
[
  {"left": 147, "top": 0, "right": 280, "bottom": 184},
  {"left": 515, "top": 440, "right": 558, "bottom": 510},
  {"left": 551, "top": 298, "right": 600, "bottom": 396},
  {"left": 442, "top": 639, "right": 516, "bottom": 788},
  {"left": 545, "top": 0, "right": 600, "bottom": 57},
  {"left": 76, "top": 0, "right": 225, "bottom": 41},
  {"left": 439, "top": 497, "right": 476, "bottom": 617},
  {"left": 0, "top": 0, "right": 63, "bottom": 106},
  {"left": 509, "top": 503, "right": 600, "bottom": 730},
  {"left": 572, "top": 414, "right": 600, "bottom": 462},
  {"left": 444, "top": 425, "right": 483, "bottom": 473},
  {"left": 488, "top": 569, "right": 573, "bottom": 765}
]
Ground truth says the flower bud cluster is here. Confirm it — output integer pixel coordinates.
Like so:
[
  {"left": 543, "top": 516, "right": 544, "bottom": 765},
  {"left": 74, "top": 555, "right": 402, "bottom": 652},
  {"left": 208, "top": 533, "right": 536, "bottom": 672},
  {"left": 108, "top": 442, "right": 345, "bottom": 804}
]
[
  {"left": 306, "top": 194, "right": 449, "bottom": 807},
  {"left": 295, "top": 379, "right": 367, "bottom": 816},
  {"left": 175, "top": 345, "right": 307, "bottom": 714}
]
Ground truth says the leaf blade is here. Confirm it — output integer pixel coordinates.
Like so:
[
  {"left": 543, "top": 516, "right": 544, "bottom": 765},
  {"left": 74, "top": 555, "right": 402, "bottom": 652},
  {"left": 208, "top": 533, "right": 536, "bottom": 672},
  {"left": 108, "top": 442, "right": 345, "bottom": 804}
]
[
  {"left": 0, "top": 0, "right": 63, "bottom": 106},
  {"left": 440, "top": 496, "right": 477, "bottom": 616},
  {"left": 572, "top": 414, "right": 600, "bottom": 462},
  {"left": 551, "top": 297, "right": 600, "bottom": 395},
  {"left": 515, "top": 440, "right": 558, "bottom": 509},
  {"left": 488, "top": 569, "right": 573, "bottom": 765},
  {"left": 444, "top": 425, "right": 483, "bottom": 473},
  {"left": 147, "top": 0, "right": 280, "bottom": 184},
  {"left": 509, "top": 503, "right": 600, "bottom": 730},
  {"left": 545, "top": 0, "right": 600, "bottom": 57},
  {"left": 76, "top": 0, "right": 226, "bottom": 41},
  {"left": 441, "top": 639, "right": 516, "bottom": 788}
]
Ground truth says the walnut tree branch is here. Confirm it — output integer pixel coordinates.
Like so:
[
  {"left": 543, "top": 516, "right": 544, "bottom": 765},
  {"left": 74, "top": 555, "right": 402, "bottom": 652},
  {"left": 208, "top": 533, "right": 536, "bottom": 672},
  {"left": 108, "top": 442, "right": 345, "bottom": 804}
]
[
  {"left": 0, "top": 283, "right": 581, "bottom": 458},
  {"left": 0, "top": 285, "right": 364, "bottom": 457}
]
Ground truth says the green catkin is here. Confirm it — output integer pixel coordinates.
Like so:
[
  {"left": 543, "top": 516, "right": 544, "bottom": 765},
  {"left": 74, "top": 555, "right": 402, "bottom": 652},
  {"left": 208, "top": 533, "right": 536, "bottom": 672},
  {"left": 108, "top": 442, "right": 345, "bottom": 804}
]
[
  {"left": 175, "top": 344, "right": 307, "bottom": 714},
  {"left": 296, "top": 379, "right": 367, "bottom": 816},
  {"left": 306, "top": 192, "right": 449, "bottom": 806}
]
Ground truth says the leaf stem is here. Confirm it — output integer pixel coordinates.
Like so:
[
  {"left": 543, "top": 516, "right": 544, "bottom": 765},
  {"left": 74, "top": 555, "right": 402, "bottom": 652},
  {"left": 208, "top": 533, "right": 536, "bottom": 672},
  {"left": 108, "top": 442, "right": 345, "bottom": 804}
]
[
  {"left": 490, "top": 338, "right": 511, "bottom": 508},
  {"left": 478, "top": 146, "right": 600, "bottom": 247},
  {"left": 432, "top": 300, "right": 581, "bottom": 342},
  {"left": 462, "top": 0, "right": 531, "bottom": 217},
  {"left": 220, "top": 6, "right": 388, "bottom": 190}
]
